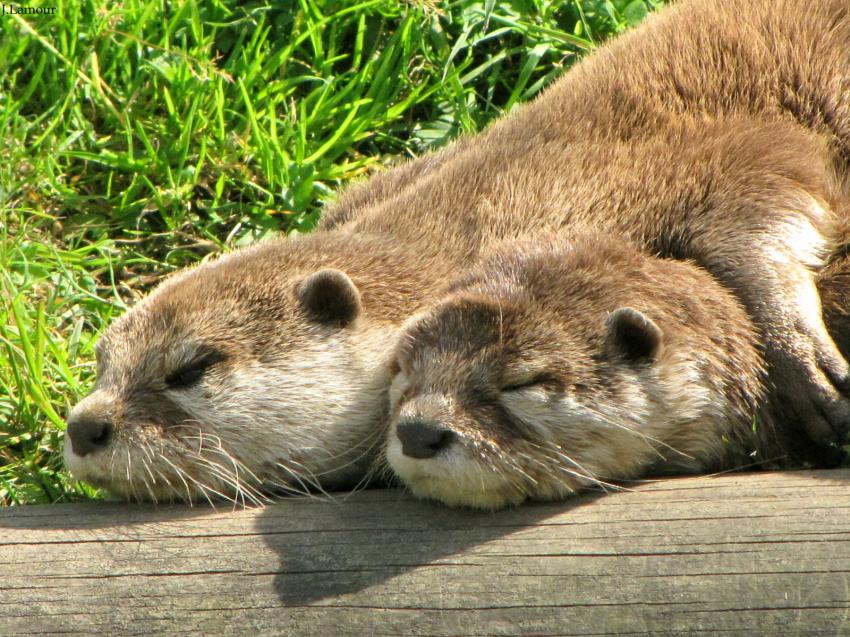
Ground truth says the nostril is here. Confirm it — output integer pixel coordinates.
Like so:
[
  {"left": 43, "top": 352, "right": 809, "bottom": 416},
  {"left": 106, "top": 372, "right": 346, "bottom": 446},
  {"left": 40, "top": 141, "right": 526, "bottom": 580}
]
[
  {"left": 89, "top": 422, "right": 112, "bottom": 446},
  {"left": 67, "top": 416, "right": 114, "bottom": 457},
  {"left": 396, "top": 419, "right": 455, "bottom": 459}
]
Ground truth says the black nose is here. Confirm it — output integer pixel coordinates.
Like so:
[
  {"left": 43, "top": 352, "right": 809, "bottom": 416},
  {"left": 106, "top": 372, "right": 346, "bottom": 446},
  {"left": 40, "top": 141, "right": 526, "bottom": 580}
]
[
  {"left": 396, "top": 419, "right": 455, "bottom": 459},
  {"left": 66, "top": 415, "right": 113, "bottom": 456}
]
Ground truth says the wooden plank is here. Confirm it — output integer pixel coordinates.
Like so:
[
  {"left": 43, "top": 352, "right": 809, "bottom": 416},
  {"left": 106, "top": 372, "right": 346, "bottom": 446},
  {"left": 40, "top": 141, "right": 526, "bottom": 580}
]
[{"left": 1, "top": 470, "right": 849, "bottom": 636}]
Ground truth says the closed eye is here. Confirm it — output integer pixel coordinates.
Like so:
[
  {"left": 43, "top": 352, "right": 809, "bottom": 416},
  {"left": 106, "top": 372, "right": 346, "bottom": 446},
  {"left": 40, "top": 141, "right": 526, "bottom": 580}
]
[
  {"left": 500, "top": 373, "right": 560, "bottom": 393},
  {"left": 166, "top": 351, "right": 226, "bottom": 389}
]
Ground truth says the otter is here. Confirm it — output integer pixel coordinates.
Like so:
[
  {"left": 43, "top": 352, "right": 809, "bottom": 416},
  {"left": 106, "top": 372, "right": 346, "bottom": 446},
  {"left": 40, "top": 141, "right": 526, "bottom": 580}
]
[
  {"left": 66, "top": 0, "right": 850, "bottom": 502},
  {"left": 384, "top": 233, "right": 850, "bottom": 509},
  {"left": 63, "top": 232, "right": 446, "bottom": 503},
  {"left": 335, "top": 0, "right": 850, "bottom": 446}
]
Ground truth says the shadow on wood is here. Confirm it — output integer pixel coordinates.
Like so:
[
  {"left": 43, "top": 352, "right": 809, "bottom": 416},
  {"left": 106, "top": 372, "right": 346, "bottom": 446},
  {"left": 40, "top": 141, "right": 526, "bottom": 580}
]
[
  {"left": 1, "top": 470, "right": 849, "bottom": 635},
  {"left": 257, "top": 489, "right": 600, "bottom": 605}
]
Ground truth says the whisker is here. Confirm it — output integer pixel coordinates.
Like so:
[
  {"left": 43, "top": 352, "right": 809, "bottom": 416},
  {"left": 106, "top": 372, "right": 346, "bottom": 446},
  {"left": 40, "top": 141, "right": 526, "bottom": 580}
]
[
  {"left": 273, "top": 462, "right": 334, "bottom": 502},
  {"left": 158, "top": 455, "right": 210, "bottom": 506}
]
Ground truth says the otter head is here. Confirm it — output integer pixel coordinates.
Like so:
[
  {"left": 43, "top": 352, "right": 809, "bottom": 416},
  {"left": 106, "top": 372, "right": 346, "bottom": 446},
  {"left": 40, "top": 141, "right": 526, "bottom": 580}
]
[
  {"left": 65, "top": 235, "right": 396, "bottom": 504},
  {"left": 385, "top": 237, "right": 764, "bottom": 509}
]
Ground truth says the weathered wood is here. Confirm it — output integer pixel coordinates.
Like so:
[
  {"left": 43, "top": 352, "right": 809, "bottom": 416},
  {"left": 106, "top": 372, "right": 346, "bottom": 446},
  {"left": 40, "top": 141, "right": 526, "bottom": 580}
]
[{"left": 1, "top": 470, "right": 849, "bottom": 636}]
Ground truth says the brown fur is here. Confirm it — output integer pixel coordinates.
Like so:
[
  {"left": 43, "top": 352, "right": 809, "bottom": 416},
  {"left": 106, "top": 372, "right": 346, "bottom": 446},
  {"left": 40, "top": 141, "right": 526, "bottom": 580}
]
[
  {"left": 385, "top": 233, "right": 850, "bottom": 509},
  {"left": 334, "top": 0, "right": 850, "bottom": 446},
  {"left": 820, "top": 250, "right": 850, "bottom": 356},
  {"left": 384, "top": 234, "right": 768, "bottom": 508},
  {"left": 66, "top": 0, "right": 850, "bottom": 501}
]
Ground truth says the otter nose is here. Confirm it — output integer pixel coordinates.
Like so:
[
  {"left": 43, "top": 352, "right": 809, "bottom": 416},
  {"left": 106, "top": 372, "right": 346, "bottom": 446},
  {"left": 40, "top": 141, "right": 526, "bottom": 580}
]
[
  {"left": 396, "top": 418, "right": 455, "bottom": 459},
  {"left": 66, "top": 414, "right": 113, "bottom": 457}
]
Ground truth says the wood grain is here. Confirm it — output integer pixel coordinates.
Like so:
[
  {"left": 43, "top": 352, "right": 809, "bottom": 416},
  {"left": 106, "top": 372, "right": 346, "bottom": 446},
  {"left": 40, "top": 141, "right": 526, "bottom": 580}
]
[{"left": 2, "top": 470, "right": 849, "bottom": 636}]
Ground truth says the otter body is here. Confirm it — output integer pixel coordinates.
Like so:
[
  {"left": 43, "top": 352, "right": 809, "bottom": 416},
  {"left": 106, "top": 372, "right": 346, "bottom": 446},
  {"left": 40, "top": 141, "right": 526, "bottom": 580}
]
[
  {"left": 66, "top": 0, "right": 850, "bottom": 502},
  {"left": 339, "top": 0, "right": 850, "bottom": 446}
]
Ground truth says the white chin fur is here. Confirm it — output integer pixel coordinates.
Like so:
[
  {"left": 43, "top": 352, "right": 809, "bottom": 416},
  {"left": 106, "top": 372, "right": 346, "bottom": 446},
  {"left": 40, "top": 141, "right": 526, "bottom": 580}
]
[
  {"left": 62, "top": 440, "right": 87, "bottom": 480},
  {"left": 63, "top": 436, "right": 166, "bottom": 501},
  {"left": 63, "top": 435, "right": 114, "bottom": 487},
  {"left": 386, "top": 434, "right": 523, "bottom": 510}
]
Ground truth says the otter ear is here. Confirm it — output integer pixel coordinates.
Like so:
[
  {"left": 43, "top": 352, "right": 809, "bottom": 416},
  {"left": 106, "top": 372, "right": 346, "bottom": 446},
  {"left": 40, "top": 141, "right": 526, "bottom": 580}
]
[
  {"left": 606, "top": 307, "right": 662, "bottom": 363},
  {"left": 296, "top": 269, "right": 361, "bottom": 327}
]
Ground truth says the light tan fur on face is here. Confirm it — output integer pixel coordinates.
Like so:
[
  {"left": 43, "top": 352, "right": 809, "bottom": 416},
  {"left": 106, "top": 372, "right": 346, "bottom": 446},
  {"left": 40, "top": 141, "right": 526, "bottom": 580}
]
[
  {"left": 385, "top": 236, "right": 770, "bottom": 509},
  {"left": 65, "top": 235, "right": 412, "bottom": 504},
  {"left": 66, "top": 325, "right": 390, "bottom": 504}
]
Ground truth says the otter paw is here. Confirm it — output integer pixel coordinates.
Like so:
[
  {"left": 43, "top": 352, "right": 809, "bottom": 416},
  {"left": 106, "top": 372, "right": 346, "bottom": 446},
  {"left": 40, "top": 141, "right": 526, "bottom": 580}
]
[{"left": 773, "top": 349, "right": 850, "bottom": 446}]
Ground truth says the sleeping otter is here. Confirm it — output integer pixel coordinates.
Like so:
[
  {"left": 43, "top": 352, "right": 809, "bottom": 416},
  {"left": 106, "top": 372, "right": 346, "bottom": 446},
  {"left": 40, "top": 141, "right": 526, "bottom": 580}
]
[{"left": 385, "top": 233, "right": 850, "bottom": 509}]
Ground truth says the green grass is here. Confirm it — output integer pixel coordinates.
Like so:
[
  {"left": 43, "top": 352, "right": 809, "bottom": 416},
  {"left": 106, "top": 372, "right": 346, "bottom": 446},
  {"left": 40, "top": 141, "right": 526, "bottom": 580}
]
[{"left": 0, "top": 0, "right": 662, "bottom": 505}]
